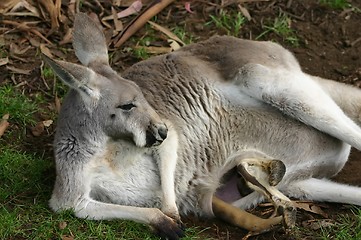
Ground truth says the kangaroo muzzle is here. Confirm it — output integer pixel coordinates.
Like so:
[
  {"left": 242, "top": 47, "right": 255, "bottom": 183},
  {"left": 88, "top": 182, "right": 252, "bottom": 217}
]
[{"left": 145, "top": 123, "right": 168, "bottom": 147}]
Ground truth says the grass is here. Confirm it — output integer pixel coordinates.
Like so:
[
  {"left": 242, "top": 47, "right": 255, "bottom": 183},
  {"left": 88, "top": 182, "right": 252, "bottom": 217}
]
[
  {"left": 172, "top": 26, "right": 196, "bottom": 45},
  {"left": 0, "top": 85, "right": 38, "bottom": 126},
  {"left": 206, "top": 10, "right": 246, "bottom": 37},
  {"left": 256, "top": 12, "right": 299, "bottom": 46},
  {"left": 132, "top": 46, "right": 151, "bottom": 60},
  {"left": 317, "top": 207, "right": 361, "bottom": 239},
  {"left": 42, "top": 65, "right": 55, "bottom": 79},
  {"left": 290, "top": 207, "right": 361, "bottom": 240},
  {"left": 319, "top": 0, "right": 352, "bottom": 9}
]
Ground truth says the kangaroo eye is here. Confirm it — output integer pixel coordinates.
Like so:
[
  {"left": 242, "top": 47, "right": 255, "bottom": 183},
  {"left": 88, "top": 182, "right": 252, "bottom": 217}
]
[{"left": 117, "top": 103, "right": 136, "bottom": 111}]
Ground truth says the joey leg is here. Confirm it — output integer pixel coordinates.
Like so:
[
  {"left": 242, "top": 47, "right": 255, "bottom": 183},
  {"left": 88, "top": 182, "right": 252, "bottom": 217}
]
[
  {"left": 212, "top": 196, "right": 282, "bottom": 233},
  {"left": 237, "top": 158, "right": 296, "bottom": 228}
]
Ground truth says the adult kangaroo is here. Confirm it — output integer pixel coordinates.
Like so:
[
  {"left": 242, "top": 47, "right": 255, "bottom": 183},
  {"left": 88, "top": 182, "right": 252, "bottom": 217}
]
[{"left": 45, "top": 13, "right": 361, "bottom": 239}]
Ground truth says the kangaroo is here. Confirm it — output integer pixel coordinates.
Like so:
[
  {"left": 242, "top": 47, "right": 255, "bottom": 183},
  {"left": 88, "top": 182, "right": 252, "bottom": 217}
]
[{"left": 45, "top": 13, "right": 361, "bottom": 239}]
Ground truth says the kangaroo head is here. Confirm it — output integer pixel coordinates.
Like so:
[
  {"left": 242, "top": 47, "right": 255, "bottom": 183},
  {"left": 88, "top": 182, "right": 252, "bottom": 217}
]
[{"left": 43, "top": 13, "right": 167, "bottom": 147}]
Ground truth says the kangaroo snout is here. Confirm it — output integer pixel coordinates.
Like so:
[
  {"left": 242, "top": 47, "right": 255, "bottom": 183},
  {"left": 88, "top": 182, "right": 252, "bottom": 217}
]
[{"left": 146, "top": 123, "right": 168, "bottom": 147}]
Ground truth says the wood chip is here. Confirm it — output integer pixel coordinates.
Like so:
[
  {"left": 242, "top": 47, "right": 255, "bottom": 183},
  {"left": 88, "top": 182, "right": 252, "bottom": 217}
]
[
  {"left": 0, "top": 114, "right": 10, "bottom": 138},
  {"left": 168, "top": 39, "right": 181, "bottom": 51},
  {"left": 42, "top": 120, "right": 53, "bottom": 127},
  {"left": 58, "top": 221, "right": 67, "bottom": 230}
]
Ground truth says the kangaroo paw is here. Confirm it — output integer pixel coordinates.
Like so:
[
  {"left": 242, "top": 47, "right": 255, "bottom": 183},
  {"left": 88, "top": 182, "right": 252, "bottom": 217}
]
[{"left": 150, "top": 215, "right": 185, "bottom": 240}]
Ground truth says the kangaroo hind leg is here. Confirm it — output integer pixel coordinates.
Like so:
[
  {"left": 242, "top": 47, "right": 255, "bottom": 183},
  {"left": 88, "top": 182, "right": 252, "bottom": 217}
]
[
  {"left": 283, "top": 178, "right": 361, "bottom": 206},
  {"left": 234, "top": 63, "right": 361, "bottom": 151}
]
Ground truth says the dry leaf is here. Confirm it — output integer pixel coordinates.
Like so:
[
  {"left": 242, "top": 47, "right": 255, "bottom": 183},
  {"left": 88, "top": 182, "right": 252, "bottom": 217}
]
[
  {"left": 31, "top": 119, "right": 53, "bottom": 136},
  {"left": 103, "top": 0, "right": 142, "bottom": 21},
  {"left": 301, "top": 219, "right": 335, "bottom": 230},
  {"left": 40, "top": 44, "right": 53, "bottom": 57},
  {"left": 114, "top": 0, "right": 176, "bottom": 47},
  {"left": 5, "top": 0, "right": 41, "bottom": 17},
  {"left": 6, "top": 65, "right": 32, "bottom": 75},
  {"left": 55, "top": 95, "right": 61, "bottom": 113},
  {"left": 294, "top": 201, "right": 328, "bottom": 218},
  {"left": 10, "top": 43, "right": 31, "bottom": 55},
  {"left": 184, "top": 2, "right": 193, "bottom": 13},
  {"left": 38, "top": 0, "right": 61, "bottom": 35},
  {"left": 134, "top": 46, "right": 171, "bottom": 54},
  {"left": 113, "top": 0, "right": 150, "bottom": 7},
  {"left": 59, "top": 28, "right": 73, "bottom": 45},
  {"left": 31, "top": 121, "right": 45, "bottom": 136},
  {"left": 0, "top": 114, "right": 10, "bottom": 138},
  {"left": 148, "top": 20, "right": 185, "bottom": 46},
  {"left": 1, "top": 20, "right": 52, "bottom": 44},
  {"left": 0, "top": 0, "right": 21, "bottom": 14},
  {"left": 0, "top": 57, "right": 9, "bottom": 66},
  {"left": 238, "top": 4, "right": 251, "bottom": 21},
  {"left": 112, "top": 7, "right": 123, "bottom": 33},
  {"left": 61, "top": 235, "right": 74, "bottom": 240}
]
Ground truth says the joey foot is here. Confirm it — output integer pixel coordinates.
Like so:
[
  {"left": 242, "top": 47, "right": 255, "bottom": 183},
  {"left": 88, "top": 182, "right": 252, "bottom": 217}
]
[
  {"left": 268, "top": 160, "right": 286, "bottom": 186},
  {"left": 272, "top": 196, "right": 297, "bottom": 229}
]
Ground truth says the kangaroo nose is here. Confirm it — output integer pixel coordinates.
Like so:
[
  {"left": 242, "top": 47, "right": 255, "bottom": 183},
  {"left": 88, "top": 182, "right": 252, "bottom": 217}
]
[{"left": 158, "top": 126, "right": 168, "bottom": 140}]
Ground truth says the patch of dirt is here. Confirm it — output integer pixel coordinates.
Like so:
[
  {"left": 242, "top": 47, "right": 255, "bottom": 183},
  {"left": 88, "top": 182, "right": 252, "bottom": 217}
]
[{"left": 1, "top": 0, "right": 361, "bottom": 239}]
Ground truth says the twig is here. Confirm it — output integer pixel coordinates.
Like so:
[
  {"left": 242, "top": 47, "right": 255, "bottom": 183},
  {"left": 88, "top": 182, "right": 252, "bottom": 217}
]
[{"left": 114, "top": 0, "right": 176, "bottom": 48}]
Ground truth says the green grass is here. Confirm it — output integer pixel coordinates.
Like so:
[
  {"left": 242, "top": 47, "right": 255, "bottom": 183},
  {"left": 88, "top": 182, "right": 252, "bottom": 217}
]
[
  {"left": 42, "top": 66, "right": 55, "bottom": 79},
  {"left": 291, "top": 207, "right": 361, "bottom": 239},
  {"left": 0, "top": 85, "right": 38, "bottom": 125},
  {"left": 206, "top": 10, "right": 246, "bottom": 36},
  {"left": 317, "top": 207, "right": 361, "bottom": 239},
  {"left": 256, "top": 13, "right": 299, "bottom": 46},
  {"left": 171, "top": 26, "right": 196, "bottom": 45},
  {"left": 133, "top": 46, "right": 151, "bottom": 60},
  {"left": 319, "top": 0, "right": 352, "bottom": 9}
]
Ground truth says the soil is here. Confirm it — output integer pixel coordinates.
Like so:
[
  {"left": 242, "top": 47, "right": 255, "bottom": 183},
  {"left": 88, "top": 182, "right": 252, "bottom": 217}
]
[{"left": 1, "top": 0, "right": 361, "bottom": 239}]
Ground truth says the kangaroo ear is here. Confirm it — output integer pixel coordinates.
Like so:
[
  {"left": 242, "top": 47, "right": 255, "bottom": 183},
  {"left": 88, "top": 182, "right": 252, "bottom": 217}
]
[
  {"left": 42, "top": 54, "right": 100, "bottom": 102},
  {"left": 73, "top": 13, "right": 109, "bottom": 67}
]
